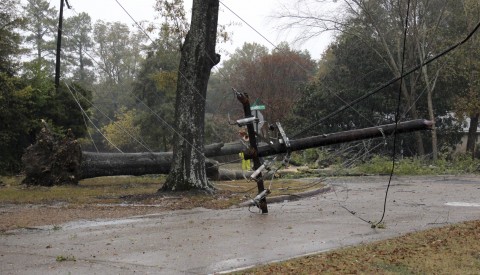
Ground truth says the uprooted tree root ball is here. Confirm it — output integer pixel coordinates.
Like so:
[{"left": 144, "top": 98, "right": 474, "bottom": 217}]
[{"left": 22, "top": 124, "right": 82, "bottom": 186}]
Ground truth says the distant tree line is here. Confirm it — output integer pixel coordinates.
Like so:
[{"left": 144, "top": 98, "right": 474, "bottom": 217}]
[{"left": 275, "top": 0, "right": 480, "bottom": 159}]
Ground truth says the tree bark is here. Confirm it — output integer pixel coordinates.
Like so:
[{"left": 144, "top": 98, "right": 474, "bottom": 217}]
[
  {"left": 402, "top": 77, "right": 425, "bottom": 156},
  {"left": 426, "top": 91, "right": 437, "bottom": 159},
  {"left": 81, "top": 151, "right": 220, "bottom": 180},
  {"left": 162, "top": 0, "right": 220, "bottom": 192},
  {"left": 466, "top": 113, "right": 479, "bottom": 158},
  {"left": 419, "top": 57, "right": 440, "bottom": 160}
]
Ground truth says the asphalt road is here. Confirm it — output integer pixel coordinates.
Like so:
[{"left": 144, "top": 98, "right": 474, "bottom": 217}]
[{"left": 1, "top": 175, "right": 480, "bottom": 274}]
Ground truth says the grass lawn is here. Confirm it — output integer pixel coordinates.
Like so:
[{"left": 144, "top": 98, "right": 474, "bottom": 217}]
[{"left": 233, "top": 219, "right": 480, "bottom": 274}]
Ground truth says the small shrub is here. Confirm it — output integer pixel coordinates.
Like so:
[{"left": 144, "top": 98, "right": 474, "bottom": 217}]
[
  {"left": 355, "top": 153, "right": 480, "bottom": 176},
  {"left": 355, "top": 155, "right": 393, "bottom": 175},
  {"left": 56, "top": 255, "right": 76, "bottom": 262}
]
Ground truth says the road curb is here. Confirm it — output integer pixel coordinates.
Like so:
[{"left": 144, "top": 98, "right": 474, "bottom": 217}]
[{"left": 238, "top": 185, "right": 332, "bottom": 207}]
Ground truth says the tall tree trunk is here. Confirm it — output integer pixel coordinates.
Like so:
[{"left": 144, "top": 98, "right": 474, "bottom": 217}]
[
  {"left": 79, "top": 45, "right": 84, "bottom": 82},
  {"left": 415, "top": 16, "right": 441, "bottom": 160},
  {"left": 401, "top": 80, "right": 425, "bottom": 155},
  {"left": 423, "top": 69, "right": 440, "bottom": 160},
  {"left": 426, "top": 88, "right": 437, "bottom": 160},
  {"left": 363, "top": 0, "right": 426, "bottom": 156},
  {"left": 466, "top": 113, "right": 479, "bottom": 159},
  {"left": 36, "top": 31, "right": 42, "bottom": 61},
  {"left": 161, "top": 0, "right": 220, "bottom": 192}
]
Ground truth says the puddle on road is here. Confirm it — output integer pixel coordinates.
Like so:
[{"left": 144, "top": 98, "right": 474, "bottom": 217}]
[
  {"left": 445, "top": 202, "right": 480, "bottom": 207},
  {"left": 61, "top": 217, "right": 145, "bottom": 230},
  {"left": 209, "top": 258, "right": 250, "bottom": 274}
]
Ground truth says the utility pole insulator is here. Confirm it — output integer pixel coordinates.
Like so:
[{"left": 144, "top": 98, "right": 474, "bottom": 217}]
[
  {"left": 250, "top": 163, "right": 266, "bottom": 180},
  {"left": 236, "top": 116, "right": 258, "bottom": 127}
]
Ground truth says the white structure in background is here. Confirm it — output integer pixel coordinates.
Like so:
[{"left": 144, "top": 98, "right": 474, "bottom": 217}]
[{"left": 456, "top": 116, "right": 480, "bottom": 152}]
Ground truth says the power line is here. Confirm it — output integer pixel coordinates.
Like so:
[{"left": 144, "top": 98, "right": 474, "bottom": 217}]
[
  {"left": 112, "top": 0, "right": 155, "bottom": 43},
  {"left": 63, "top": 8, "right": 238, "bottom": 182},
  {"left": 65, "top": 82, "right": 124, "bottom": 153},
  {"left": 335, "top": 0, "right": 413, "bottom": 228},
  {"left": 57, "top": 5, "right": 209, "bottom": 157},
  {"left": 108, "top": 0, "right": 210, "bottom": 102},
  {"left": 71, "top": 84, "right": 155, "bottom": 153},
  {"left": 292, "top": 18, "right": 480, "bottom": 138},
  {"left": 219, "top": 1, "right": 376, "bottom": 131},
  {"left": 376, "top": 0, "right": 412, "bottom": 227}
]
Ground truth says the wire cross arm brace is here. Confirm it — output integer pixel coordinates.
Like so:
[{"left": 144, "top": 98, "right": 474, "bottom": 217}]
[{"left": 276, "top": 122, "right": 291, "bottom": 151}]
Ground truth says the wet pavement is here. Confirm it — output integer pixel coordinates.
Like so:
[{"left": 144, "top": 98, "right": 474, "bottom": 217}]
[{"left": 1, "top": 175, "right": 480, "bottom": 274}]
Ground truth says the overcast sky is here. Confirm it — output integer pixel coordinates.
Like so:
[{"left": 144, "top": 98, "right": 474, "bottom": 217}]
[{"left": 50, "top": 0, "right": 333, "bottom": 60}]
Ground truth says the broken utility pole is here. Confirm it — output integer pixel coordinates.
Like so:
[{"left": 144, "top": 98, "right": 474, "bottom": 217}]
[
  {"left": 235, "top": 91, "right": 268, "bottom": 213},
  {"left": 242, "top": 119, "right": 434, "bottom": 160},
  {"left": 54, "top": 0, "right": 71, "bottom": 91}
]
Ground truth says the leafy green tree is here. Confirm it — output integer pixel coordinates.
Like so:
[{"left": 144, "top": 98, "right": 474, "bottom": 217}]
[
  {"left": 132, "top": 45, "right": 180, "bottom": 151},
  {"left": 0, "top": 77, "right": 91, "bottom": 174},
  {"left": 287, "top": 33, "right": 394, "bottom": 138},
  {"left": 22, "top": 0, "right": 57, "bottom": 70},
  {"left": 279, "top": 0, "right": 469, "bottom": 156},
  {"left": 0, "top": 0, "right": 28, "bottom": 173},
  {"left": 0, "top": 70, "right": 91, "bottom": 174},
  {"left": 91, "top": 20, "right": 145, "bottom": 127},
  {"left": 49, "top": 82, "right": 92, "bottom": 138},
  {"left": 0, "top": 75, "right": 33, "bottom": 173},
  {"left": 101, "top": 108, "right": 141, "bottom": 152},
  {"left": 0, "top": 0, "right": 24, "bottom": 74},
  {"left": 63, "top": 12, "right": 95, "bottom": 86},
  {"left": 93, "top": 21, "right": 144, "bottom": 85},
  {"left": 451, "top": 0, "right": 480, "bottom": 157}
]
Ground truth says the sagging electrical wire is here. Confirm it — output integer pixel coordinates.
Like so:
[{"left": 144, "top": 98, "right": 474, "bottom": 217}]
[
  {"left": 376, "top": 0, "right": 412, "bottom": 228},
  {"left": 108, "top": 1, "right": 244, "bottom": 184},
  {"left": 65, "top": 82, "right": 124, "bottom": 153},
  {"left": 292, "top": 17, "right": 480, "bottom": 138},
  {"left": 71, "top": 85, "right": 155, "bottom": 153},
  {"left": 54, "top": 4, "right": 242, "bottom": 182},
  {"left": 219, "top": 1, "right": 373, "bottom": 131},
  {"left": 337, "top": 0, "right": 412, "bottom": 228}
]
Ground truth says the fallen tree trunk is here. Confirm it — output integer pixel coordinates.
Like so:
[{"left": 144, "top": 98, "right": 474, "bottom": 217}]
[
  {"left": 80, "top": 119, "right": 432, "bottom": 179},
  {"left": 79, "top": 142, "right": 232, "bottom": 180},
  {"left": 81, "top": 152, "right": 220, "bottom": 180}
]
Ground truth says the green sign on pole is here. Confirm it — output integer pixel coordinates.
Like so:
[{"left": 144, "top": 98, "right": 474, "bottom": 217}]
[{"left": 251, "top": 105, "right": 265, "bottom": 111}]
